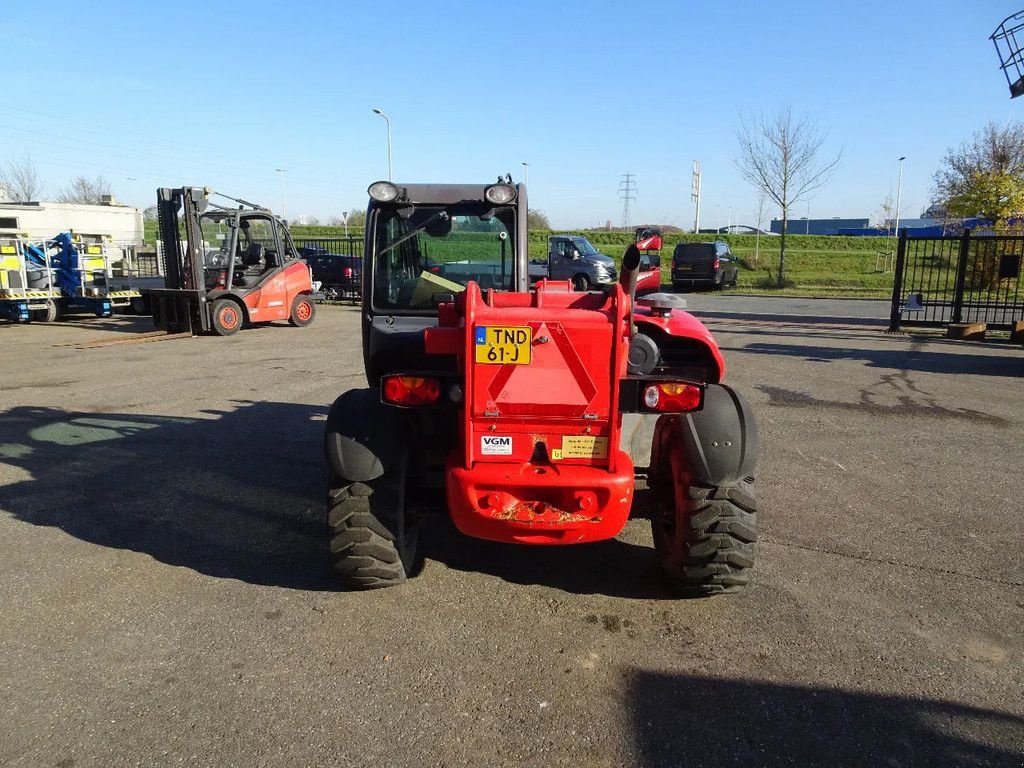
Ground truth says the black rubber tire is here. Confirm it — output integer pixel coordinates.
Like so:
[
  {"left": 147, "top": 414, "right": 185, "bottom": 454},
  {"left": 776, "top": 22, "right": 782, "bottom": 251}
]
[
  {"left": 327, "top": 454, "right": 419, "bottom": 590},
  {"left": 211, "top": 298, "right": 243, "bottom": 336},
  {"left": 30, "top": 299, "right": 59, "bottom": 323},
  {"left": 651, "top": 442, "right": 757, "bottom": 596},
  {"left": 572, "top": 274, "right": 591, "bottom": 292},
  {"left": 288, "top": 293, "right": 316, "bottom": 327}
]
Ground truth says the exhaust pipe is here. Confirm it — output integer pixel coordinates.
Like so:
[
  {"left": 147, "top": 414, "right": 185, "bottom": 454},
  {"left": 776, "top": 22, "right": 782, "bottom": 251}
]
[
  {"left": 620, "top": 242, "right": 660, "bottom": 375},
  {"left": 619, "top": 243, "right": 641, "bottom": 335}
]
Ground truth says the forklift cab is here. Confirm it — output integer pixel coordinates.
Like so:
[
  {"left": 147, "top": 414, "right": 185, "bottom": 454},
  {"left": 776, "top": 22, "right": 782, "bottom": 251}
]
[{"left": 200, "top": 210, "right": 297, "bottom": 290}]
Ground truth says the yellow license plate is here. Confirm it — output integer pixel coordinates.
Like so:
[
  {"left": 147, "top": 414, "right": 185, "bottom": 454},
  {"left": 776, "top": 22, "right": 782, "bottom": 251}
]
[{"left": 475, "top": 325, "right": 532, "bottom": 365}]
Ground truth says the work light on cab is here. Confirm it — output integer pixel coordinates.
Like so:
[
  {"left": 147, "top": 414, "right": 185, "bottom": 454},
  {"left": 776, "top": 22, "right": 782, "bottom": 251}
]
[
  {"left": 643, "top": 382, "right": 703, "bottom": 412},
  {"left": 382, "top": 375, "right": 442, "bottom": 406},
  {"left": 368, "top": 181, "right": 399, "bottom": 202},
  {"left": 485, "top": 183, "right": 516, "bottom": 204}
]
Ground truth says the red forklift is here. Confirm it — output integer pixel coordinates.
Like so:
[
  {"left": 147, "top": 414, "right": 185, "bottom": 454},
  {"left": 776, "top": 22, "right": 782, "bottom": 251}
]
[
  {"left": 325, "top": 180, "right": 757, "bottom": 596},
  {"left": 150, "top": 187, "right": 316, "bottom": 336}
]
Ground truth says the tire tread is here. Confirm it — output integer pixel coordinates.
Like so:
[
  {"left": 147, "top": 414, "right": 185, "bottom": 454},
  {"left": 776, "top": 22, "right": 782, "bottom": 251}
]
[{"left": 328, "top": 482, "right": 406, "bottom": 589}]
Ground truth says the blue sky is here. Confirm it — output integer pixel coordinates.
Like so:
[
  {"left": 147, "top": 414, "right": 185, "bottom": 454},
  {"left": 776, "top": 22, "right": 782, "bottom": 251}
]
[{"left": 3, "top": 0, "right": 1019, "bottom": 228}]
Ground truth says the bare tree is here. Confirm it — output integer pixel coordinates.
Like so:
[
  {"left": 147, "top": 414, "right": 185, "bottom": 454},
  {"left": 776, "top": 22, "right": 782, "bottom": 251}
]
[
  {"left": 142, "top": 205, "right": 158, "bottom": 222},
  {"left": 873, "top": 193, "right": 895, "bottom": 235},
  {"left": 734, "top": 105, "right": 842, "bottom": 285},
  {"left": 56, "top": 175, "right": 113, "bottom": 204},
  {"left": 0, "top": 152, "right": 43, "bottom": 202}
]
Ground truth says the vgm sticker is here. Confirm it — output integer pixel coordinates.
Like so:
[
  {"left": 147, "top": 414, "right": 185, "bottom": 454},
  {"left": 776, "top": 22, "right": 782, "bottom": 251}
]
[{"left": 480, "top": 435, "right": 513, "bottom": 456}]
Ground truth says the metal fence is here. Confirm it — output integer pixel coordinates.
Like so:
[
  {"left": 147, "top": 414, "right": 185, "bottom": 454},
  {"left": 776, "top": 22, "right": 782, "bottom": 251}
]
[
  {"left": 889, "top": 229, "right": 1024, "bottom": 331},
  {"left": 294, "top": 236, "right": 363, "bottom": 302}
]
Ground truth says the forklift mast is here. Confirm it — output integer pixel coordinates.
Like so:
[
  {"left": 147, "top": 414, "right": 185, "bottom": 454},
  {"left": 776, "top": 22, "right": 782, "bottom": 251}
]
[{"left": 157, "top": 187, "right": 208, "bottom": 291}]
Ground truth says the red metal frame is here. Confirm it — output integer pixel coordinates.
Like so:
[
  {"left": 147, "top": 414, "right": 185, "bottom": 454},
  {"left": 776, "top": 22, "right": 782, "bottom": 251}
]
[
  {"left": 634, "top": 306, "right": 726, "bottom": 382},
  {"left": 424, "top": 279, "right": 725, "bottom": 546},
  {"left": 426, "top": 280, "right": 635, "bottom": 544}
]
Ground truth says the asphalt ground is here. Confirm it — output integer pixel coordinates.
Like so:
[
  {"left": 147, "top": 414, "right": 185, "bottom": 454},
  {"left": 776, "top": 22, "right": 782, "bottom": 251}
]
[{"left": 0, "top": 301, "right": 1022, "bottom": 767}]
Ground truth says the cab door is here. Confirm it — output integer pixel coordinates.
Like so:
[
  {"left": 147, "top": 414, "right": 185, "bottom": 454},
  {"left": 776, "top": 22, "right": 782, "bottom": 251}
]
[
  {"left": 548, "top": 238, "right": 575, "bottom": 279},
  {"left": 240, "top": 216, "right": 290, "bottom": 321}
]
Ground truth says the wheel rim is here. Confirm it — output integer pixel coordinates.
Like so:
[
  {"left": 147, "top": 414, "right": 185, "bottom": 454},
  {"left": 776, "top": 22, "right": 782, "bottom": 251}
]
[
  {"left": 296, "top": 300, "right": 312, "bottom": 321},
  {"left": 220, "top": 306, "right": 238, "bottom": 328},
  {"left": 654, "top": 441, "right": 689, "bottom": 554}
]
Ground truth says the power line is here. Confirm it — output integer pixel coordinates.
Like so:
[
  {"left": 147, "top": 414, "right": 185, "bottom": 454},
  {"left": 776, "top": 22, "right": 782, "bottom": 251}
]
[{"left": 618, "top": 172, "right": 636, "bottom": 229}]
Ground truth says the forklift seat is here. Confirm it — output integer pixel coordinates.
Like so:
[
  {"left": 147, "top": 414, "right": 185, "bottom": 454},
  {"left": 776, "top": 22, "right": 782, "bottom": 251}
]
[{"left": 242, "top": 243, "right": 265, "bottom": 272}]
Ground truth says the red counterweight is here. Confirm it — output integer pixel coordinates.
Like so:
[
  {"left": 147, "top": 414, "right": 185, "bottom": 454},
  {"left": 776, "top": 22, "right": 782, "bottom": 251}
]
[{"left": 425, "top": 280, "right": 636, "bottom": 545}]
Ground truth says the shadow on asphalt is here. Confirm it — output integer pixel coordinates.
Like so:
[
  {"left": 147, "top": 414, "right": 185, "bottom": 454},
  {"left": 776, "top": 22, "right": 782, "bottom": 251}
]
[
  {"left": 0, "top": 401, "right": 334, "bottom": 591},
  {"left": 692, "top": 310, "right": 886, "bottom": 327},
  {"left": 0, "top": 402, "right": 676, "bottom": 599},
  {"left": 47, "top": 315, "right": 155, "bottom": 334},
  {"left": 628, "top": 671, "right": 1024, "bottom": 767},
  {"left": 722, "top": 340, "right": 1024, "bottom": 378},
  {"left": 421, "top": 497, "right": 676, "bottom": 600}
]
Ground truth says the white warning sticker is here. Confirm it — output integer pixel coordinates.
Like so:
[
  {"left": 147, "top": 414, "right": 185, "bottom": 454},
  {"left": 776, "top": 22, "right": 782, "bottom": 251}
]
[{"left": 480, "top": 435, "right": 513, "bottom": 456}]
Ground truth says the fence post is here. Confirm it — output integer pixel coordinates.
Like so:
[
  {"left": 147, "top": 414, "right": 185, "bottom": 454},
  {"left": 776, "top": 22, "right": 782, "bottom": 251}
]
[
  {"left": 888, "top": 228, "right": 909, "bottom": 332},
  {"left": 951, "top": 229, "right": 971, "bottom": 324}
]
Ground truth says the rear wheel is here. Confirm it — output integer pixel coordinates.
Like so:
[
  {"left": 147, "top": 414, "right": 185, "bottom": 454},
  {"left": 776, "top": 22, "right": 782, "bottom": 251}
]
[
  {"left": 211, "top": 298, "right": 243, "bottom": 336},
  {"left": 328, "top": 452, "right": 419, "bottom": 589},
  {"left": 288, "top": 293, "right": 316, "bottom": 327},
  {"left": 30, "top": 299, "right": 59, "bottom": 323},
  {"left": 572, "top": 274, "right": 591, "bottom": 292},
  {"left": 651, "top": 439, "right": 757, "bottom": 596}
]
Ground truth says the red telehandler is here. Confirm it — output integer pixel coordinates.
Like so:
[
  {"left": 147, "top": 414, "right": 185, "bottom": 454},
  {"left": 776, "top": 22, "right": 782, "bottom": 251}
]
[{"left": 324, "top": 179, "right": 757, "bottom": 596}]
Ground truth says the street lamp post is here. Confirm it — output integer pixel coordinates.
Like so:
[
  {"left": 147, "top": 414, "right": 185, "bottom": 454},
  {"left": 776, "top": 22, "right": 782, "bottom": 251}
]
[
  {"left": 893, "top": 156, "right": 906, "bottom": 238},
  {"left": 891, "top": 156, "right": 906, "bottom": 272},
  {"left": 275, "top": 168, "right": 287, "bottom": 219},
  {"left": 521, "top": 162, "right": 529, "bottom": 186},
  {"left": 372, "top": 108, "right": 393, "bottom": 181}
]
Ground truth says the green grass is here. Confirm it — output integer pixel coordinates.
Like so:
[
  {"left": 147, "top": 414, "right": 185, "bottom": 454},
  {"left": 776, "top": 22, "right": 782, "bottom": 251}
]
[{"left": 143, "top": 221, "right": 898, "bottom": 298}]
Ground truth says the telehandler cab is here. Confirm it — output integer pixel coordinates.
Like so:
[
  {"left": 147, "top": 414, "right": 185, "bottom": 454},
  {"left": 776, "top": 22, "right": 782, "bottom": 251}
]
[
  {"left": 149, "top": 187, "right": 316, "bottom": 336},
  {"left": 325, "top": 178, "right": 758, "bottom": 596}
]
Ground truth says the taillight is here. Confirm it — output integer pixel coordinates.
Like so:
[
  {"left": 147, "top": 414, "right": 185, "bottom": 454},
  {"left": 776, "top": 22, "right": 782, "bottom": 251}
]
[
  {"left": 643, "top": 383, "right": 703, "bottom": 412},
  {"left": 382, "top": 375, "right": 442, "bottom": 406},
  {"left": 343, "top": 267, "right": 353, "bottom": 278},
  {"left": 713, "top": 258, "right": 721, "bottom": 269}
]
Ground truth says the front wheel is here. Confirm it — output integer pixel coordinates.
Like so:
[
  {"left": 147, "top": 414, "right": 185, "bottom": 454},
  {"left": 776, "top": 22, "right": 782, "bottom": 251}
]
[
  {"left": 211, "top": 298, "right": 243, "bottom": 336},
  {"left": 572, "top": 274, "right": 591, "bottom": 292},
  {"left": 288, "top": 293, "right": 316, "bottom": 327},
  {"left": 651, "top": 441, "right": 757, "bottom": 596}
]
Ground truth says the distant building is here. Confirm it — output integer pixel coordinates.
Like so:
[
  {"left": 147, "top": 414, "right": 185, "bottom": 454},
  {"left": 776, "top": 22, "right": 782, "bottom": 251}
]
[
  {"left": 770, "top": 217, "right": 869, "bottom": 235},
  {"left": 0, "top": 199, "right": 144, "bottom": 245}
]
